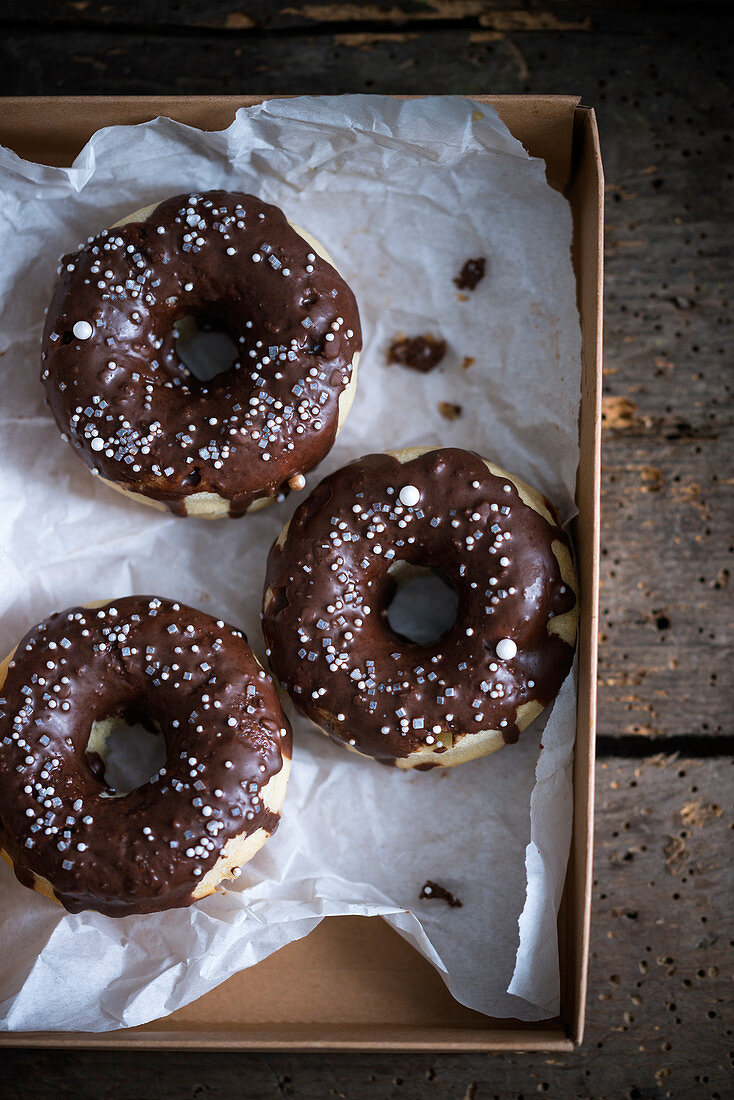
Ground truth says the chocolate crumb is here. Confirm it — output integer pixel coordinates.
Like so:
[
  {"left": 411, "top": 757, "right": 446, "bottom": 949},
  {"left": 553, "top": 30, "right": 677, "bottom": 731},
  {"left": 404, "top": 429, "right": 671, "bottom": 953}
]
[
  {"left": 461, "top": 356, "right": 475, "bottom": 371},
  {"left": 387, "top": 334, "right": 447, "bottom": 373},
  {"left": 438, "top": 401, "right": 462, "bottom": 421},
  {"left": 453, "top": 257, "right": 486, "bottom": 291},
  {"left": 420, "top": 880, "right": 463, "bottom": 908}
]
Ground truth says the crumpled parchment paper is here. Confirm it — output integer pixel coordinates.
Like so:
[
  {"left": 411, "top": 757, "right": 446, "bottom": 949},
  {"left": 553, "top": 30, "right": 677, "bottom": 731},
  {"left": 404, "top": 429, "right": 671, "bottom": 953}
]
[{"left": 0, "top": 95, "right": 581, "bottom": 1031}]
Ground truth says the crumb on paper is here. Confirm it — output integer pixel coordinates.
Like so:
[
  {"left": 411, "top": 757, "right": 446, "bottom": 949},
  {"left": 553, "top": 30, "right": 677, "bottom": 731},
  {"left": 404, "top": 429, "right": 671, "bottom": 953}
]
[
  {"left": 419, "top": 880, "right": 463, "bottom": 908},
  {"left": 461, "top": 356, "right": 475, "bottom": 371},
  {"left": 387, "top": 333, "right": 447, "bottom": 373},
  {"left": 438, "top": 401, "right": 462, "bottom": 421},
  {"left": 453, "top": 257, "right": 486, "bottom": 290}
]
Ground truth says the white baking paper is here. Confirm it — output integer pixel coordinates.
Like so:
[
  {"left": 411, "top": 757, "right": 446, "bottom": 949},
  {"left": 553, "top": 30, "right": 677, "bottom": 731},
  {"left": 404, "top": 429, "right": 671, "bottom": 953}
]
[{"left": 0, "top": 95, "right": 581, "bottom": 1031}]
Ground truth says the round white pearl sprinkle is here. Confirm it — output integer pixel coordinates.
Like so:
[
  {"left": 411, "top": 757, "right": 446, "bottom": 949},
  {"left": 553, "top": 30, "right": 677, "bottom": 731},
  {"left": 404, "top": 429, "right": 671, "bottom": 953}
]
[
  {"left": 399, "top": 484, "right": 421, "bottom": 507},
  {"left": 496, "top": 637, "right": 517, "bottom": 661},
  {"left": 73, "top": 320, "right": 93, "bottom": 340}
]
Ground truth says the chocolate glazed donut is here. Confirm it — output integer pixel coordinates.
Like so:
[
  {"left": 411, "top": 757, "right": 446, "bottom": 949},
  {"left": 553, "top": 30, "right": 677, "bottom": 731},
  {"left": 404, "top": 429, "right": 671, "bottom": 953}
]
[
  {"left": 0, "top": 597, "right": 291, "bottom": 915},
  {"left": 262, "top": 447, "right": 578, "bottom": 768},
  {"left": 41, "top": 191, "right": 362, "bottom": 518}
]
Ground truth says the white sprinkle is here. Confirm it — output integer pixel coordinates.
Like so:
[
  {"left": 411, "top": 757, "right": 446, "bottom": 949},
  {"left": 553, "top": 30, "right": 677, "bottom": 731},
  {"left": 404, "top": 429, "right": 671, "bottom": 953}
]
[
  {"left": 72, "top": 320, "right": 93, "bottom": 340},
  {"left": 496, "top": 637, "right": 517, "bottom": 660},
  {"left": 399, "top": 484, "right": 421, "bottom": 508}
]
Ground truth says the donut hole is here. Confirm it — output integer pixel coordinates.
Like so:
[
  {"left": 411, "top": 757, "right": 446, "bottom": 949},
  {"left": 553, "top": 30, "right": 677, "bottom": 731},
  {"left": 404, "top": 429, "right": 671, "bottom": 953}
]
[
  {"left": 173, "top": 315, "right": 239, "bottom": 382},
  {"left": 85, "top": 711, "right": 167, "bottom": 797},
  {"left": 385, "top": 562, "right": 459, "bottom": 646}
]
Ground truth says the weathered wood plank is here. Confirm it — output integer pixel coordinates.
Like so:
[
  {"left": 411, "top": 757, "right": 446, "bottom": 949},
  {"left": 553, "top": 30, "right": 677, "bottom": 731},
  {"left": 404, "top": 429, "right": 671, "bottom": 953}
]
[
  {"left": 0, "top": 20, "right": 730, "bottom": 750},
  {"left": 3, "top": 755, "right": 732, "bottom": 1096},
  {"left": 0, "top": 0, "right": 603, "bottom": 34},
  {"left": 2, "top": 1, "right": 731, "bottom": 34}
]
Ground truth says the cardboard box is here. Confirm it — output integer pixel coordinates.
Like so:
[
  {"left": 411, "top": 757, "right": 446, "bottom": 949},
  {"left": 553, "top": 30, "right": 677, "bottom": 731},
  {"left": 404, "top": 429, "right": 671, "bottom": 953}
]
[{"left": 0, "top": 94, "right": 602, "bottom": 1052}]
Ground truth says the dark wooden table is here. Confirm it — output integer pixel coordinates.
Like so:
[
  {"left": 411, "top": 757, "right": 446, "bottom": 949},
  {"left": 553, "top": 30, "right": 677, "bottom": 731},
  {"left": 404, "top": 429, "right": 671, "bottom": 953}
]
[{"left": 1, "top": 3, "right": 732, "bottom": 1097}]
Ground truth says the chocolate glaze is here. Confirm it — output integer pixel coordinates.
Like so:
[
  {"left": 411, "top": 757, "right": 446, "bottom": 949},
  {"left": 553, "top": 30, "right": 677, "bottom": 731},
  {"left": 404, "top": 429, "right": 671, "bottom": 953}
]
[
  {"left": 41, "top": 191, "right": 362, "bottom": 517},
  {"left": 453, "top": 257, "right": 486, "bottom": 291},
  {"left": 262, "top": 449, "right": 576, "bottom": 766},
  {"left": 387, "top": 334, "right": 447, "bottom": 373},
  {"left": 0, "top": 597, "right": 291, "bottom": 916}
]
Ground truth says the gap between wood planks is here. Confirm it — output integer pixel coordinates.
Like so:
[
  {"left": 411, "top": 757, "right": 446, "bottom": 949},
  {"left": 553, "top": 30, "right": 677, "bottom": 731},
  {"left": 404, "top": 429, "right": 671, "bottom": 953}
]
[
  {"left": 596, "top": 734, "right": 734, "bottom": 759},
  {"left": 0, "top": 18, "right": 587, "bottom": 42}
]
